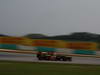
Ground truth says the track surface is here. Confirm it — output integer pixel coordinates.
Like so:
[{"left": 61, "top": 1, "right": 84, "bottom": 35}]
[{"left": 0, "top": 52, "right": 100, "bottom": 65}]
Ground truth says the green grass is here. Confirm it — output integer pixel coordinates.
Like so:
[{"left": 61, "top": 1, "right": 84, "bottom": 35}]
[{"left": 0, "top": 61, "right": 100, "bottom": 75}]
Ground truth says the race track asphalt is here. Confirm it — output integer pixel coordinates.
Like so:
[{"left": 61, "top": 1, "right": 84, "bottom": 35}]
[{"left": 0, "top": 52, "right": 100, "bottom": 65}]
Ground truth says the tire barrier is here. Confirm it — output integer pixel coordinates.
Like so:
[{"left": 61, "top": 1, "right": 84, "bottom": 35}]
[
  {"left": 0, "top": 44, "right": 17, "bottom": 50},
  {"left": 73, "top": 50, "right": 96, "bottom": 55}
]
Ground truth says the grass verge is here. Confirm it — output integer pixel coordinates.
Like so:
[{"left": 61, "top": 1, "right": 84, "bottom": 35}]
[{"left": 0, "top": 60, "right": 100, "bottom": 75}]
